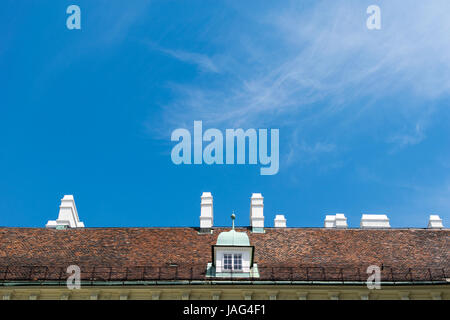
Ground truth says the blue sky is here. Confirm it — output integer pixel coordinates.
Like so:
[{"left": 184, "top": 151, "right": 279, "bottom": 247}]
[{"left": 1, "top": 0, "right": 449, "bottom": 228}]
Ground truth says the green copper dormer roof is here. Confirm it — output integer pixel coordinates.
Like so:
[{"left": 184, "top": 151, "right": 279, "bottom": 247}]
[
  {"left": 216, "top": 229, "right": 250, "bottom": 246},
  {"left": 216, "top": 213, "right": 250, "bottom": 246}
]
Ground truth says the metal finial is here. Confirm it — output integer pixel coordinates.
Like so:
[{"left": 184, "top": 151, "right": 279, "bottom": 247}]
[{"left": 231, "top": 212, "right": 236, "bottom": 230}]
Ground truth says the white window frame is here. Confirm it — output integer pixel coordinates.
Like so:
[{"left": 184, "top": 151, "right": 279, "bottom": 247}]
[
  {"left": 233, "top": 253, "right": 242, "bottom": 271},
  {"left": 223, "top": 253, "right": 233, "bottom": 270},
  {"left": 222, "top": 253, "right": 243, "bottom": 272}
]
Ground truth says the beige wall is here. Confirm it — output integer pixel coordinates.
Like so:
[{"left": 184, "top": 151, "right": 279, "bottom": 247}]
[{"left": 1, "top": 285, "right": 449, "bottom": 300}]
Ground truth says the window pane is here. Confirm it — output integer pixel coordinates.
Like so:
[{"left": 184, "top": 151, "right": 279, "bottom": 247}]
[
  {"left": 223, "top": 254, "right": 232, "bottom": 270},
  {"left": 233, "top": 254, "right": 242, "bottom": 271}
]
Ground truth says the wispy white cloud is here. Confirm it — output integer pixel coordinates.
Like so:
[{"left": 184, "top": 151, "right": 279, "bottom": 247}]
[
  {"left": 387, "top": 122, "right": 426, "bottom": 151},
  {"left": 157, "top": 1, "right": 450, "bottom": 125},
  {"left": 151, "top": 0, "right": 450, "bottom": 168},
  {"left": 285, "top": 127, "right": 336, "bottom": 166},
  {"left": 156, "top": 46, "right": 220, "bottom": 73},
  {"left": 89, "top": 0, "right": 152, "bottom": 46}
]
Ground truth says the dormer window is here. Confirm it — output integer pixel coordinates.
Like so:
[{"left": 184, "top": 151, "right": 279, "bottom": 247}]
[{"left": 206, "top": 214, "right": 259, "bottom": 278}]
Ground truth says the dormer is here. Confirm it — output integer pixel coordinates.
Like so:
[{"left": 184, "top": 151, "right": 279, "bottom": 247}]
[{"left": 206, "top": 214, "right": 259, "bottom": 278}]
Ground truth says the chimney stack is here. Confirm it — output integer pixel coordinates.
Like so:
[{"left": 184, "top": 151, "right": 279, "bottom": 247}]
[
  {"left": 274, "top": 215, "right": 286, "bottom": 228},
  {"left": 324, "top": 214, "right": 347, "bottom": 228},
  {"left": 428, "top": 215, "right": 444, "bottom": 229},
  {"left": 324, "top": 215, "right": 336, "bottom": 228},
  {"left": 335, "top": 214, "right": 348, "bottom": 228},
  {"left": 360, "top": 214, "right": 390, "bottom": 229},
  {"left": 199, "top": 192, "right": 213, "bottom": 232},
  {"left": 46, "top": 195, "right": 85, "bottom": 229},
  {"left": 250, "top": 193, "right": 264, "bottom": 233}
]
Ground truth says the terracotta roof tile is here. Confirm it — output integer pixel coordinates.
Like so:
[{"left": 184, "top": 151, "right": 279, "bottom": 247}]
[{"left": 0, "top": 227, "right": 448, "bottom": 282}]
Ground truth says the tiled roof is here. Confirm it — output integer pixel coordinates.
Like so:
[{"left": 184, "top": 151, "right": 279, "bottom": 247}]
[{"left": 0, "top": 227, "right": 448, "bottom": 282}]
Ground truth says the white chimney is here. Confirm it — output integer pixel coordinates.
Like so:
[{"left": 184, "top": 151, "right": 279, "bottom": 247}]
[
  {"left": 324, "top": 215, "right": 336, "bottom": 228},
  {"left": 46, "top": 195, "right": 85, "bottom": 229},
  {"left": 360, "top": 214, "right": 390, "bottom": 229},
  {"left": 324, "top": 214, "right": 347, "bottom": 228},
  {"left": 200, "top": 192, "right": 213, "bottom": 231},
  {"left": 274, "top": 215, "right": 286, "bottom": 228},
  {"left": 428, "top": 215, "right": 444, "bottom": 229},
  {"left": 250, "top": 193, "right": 264, "bottom": 233},
  {"left": 335, "top": 214, "right": 348, "bottom": 228}
]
